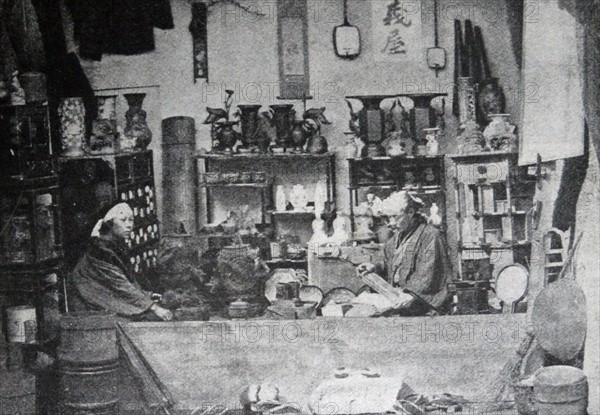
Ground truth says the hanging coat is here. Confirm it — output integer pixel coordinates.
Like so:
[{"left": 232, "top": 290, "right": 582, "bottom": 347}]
[{"left": 67, "top": 0, "right": 174, "bottom": 61}]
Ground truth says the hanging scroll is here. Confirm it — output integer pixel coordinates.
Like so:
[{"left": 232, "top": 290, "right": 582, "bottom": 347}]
[
  {"left": 372, "top": 0, "right": 423, "bottom": 63},
  {"left": 190, "top": 2, "right": 209, "bottom": 83},
  {"left": 277, "top": 0, "right": 310, "bottom": 99}
]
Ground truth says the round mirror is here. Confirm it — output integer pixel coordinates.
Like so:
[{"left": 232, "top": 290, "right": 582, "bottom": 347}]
[{"left": 495, "top": 264, "right": 529, "bottom": 304}]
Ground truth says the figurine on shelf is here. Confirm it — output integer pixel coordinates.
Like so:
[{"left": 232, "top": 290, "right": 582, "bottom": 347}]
[
  {"left": 425, "top": 128, "right": 440, "bottom": 156},
  {"left": 382, "top": 99, "right": 412, "bottom": 156},
  {"left": 345, "top": 99, "right": 360, "bottom": 136},
  {"left": 330, "top": 214, "right": 349, "bottom": 246},
  {"left": 289, "top": 184, "right": 308, "bottom": 211},
  {"left": 428, "top": 203, "right": 442, "bottom": 227},
  {"left": 309, "top": 216, "right": 329, "bottom": 246},
  {"left": 203, "top": 89, "right": 240, "bottom": 153},
  {"left": 483, "top": 114, "right": 517, "bottom": 152}
]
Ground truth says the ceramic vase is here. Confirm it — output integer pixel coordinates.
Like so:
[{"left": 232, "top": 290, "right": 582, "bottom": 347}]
[
  {"left": 458, "top": 77, "right": 477, "bottom": 125},
  {"left": 123, "top": 93, "right": 152, "bottom": 150},
  {"left": 216, "top": 121, "right": 239, "bottom": 153},
  {"left": 275, "top": 185, "right": 287, "bottom": 212},
  {"left": 483, "top": 114, "right": 517, "bottom": 152},
  {"left": 58, "top": 97, "right": 86, "bottom": 156},
  {"left": 237, "top": 105, "right": 262, "bottom": 151},
  {"left": 477, "top": 78, "right": 505, "bottom": 125},
  {"left": 291, "top": 121, "right": 308, "bottom": 153},
  {"left": 314, "top": 183, "right": 327, "bottom": 216},
  {"left": 269, "top": 104, "right": 295, "bottom": 150}
]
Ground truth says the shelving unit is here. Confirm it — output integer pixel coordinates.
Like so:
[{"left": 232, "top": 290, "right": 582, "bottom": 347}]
[
  {"left": 195, "top": 152, "right": 336, "bottom": 227},
  {"left": 450, "top": 152, "right": 535, "bottom": 283},
  {"left": 347, "top": 156, "right": 446, "bottom": 235},
  {"left": 195, "top": 152, "right": 336, "bottom": 270},
  {"left": 58, "top": 150, "right": 160, "bottom": 285},
  {"left": 0, "top": 105, "right": 64, "bottom": 342}
]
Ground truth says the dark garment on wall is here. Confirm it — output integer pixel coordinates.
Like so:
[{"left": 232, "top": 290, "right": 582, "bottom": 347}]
[
  {"left": 70, "top": 237, "right": 154, "bottom": 318},
  {"left": 67, "top": 0, "right": 174, "bottom": 61}
]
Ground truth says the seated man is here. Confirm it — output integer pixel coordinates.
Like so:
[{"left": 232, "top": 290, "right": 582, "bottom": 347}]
[
  {"left": 358, "top": 192, "right": 452, "bottom": 316},
  {"left": 70, "top": 202, "right": 172, "bottom": 321}
]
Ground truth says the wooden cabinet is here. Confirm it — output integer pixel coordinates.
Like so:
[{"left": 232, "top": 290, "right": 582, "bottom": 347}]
[
  {"left": 195, "top": 153, "right": 336, "bottom": 267},
  {"left": 0, "top": 105, "right": 64, "bottom": 342},
  {"left": 348, "top": 156, "right": 446, "bottom": 235},
  {"left": 58, "top": 150, "right": 160, "bottom": 284},
  {"left": 451, "top": 152, "right": 535, "bottom": 282}
]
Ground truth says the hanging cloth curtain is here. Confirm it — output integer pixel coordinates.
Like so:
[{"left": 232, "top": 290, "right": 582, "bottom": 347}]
[{"left": 519, "top": 0, "right": 585, "bottom": 165}]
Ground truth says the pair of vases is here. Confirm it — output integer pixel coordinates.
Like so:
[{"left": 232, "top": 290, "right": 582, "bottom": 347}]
[{"left": 59, "top": 94, "right": 152, "bottom": 156}]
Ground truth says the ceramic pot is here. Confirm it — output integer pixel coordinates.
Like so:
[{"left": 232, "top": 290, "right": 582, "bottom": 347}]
[
  {"left": 483, "top": 114, "right": 517, "bottom": 152},
  {"left": 291, "top": 121, "right": 308, "bottom": 153},
  {"left": 123, "top": 93, "right": 152, "bottom": 150},
  {"left": 215, "top": 121, "right": 239, "bottom": 153},
  {"left": 458, "top": 77, "right": 477, "bottom": 125},
  {"left": 477, "top": 78, "right": 505, "bottom": 125},
  {"left": 306, "top": 134, "right": 328, "bottom": 154},
  {"left": 58, "top": 97, "right": 86, "bottom": 156},
  {"left": 237, "top": 104, "right": 262, "bottom": 150}
]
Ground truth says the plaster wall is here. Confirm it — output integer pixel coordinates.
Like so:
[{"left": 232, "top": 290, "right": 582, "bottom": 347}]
[{"left": 79, "top": 0, "right": 520, "bottom": 241}]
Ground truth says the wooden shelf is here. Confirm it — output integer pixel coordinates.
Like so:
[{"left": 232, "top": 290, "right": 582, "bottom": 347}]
[
  {"left": 347, "top": 155, "right": 444, "bottom": 161},
  {"left": 196, "top": 152, "right": 334, "bottom": 160},
  {"left": 460, "top": 241, "right": 531, "bottom": 250},
  {"left": 199, "top": 182, "right": 271, "bottom": 188}
]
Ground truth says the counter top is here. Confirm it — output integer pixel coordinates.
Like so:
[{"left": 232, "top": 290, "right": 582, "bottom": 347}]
[{"left": 119, "top": 314, "right": 526, "bottom": 414}]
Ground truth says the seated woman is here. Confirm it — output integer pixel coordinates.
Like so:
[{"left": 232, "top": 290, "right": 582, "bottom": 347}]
[{"left": 70, "top": 202, "right": 172, "bottom": 321}]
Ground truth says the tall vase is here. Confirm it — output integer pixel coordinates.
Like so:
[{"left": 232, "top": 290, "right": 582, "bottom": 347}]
[
  {"left": 237, "top": 105, "right": 262, "bottom": 151},
  {"left": 58, "top": 97, "right": 86, "bottom": 156},
  {"left": 477, "top": 78, "right": 505, "bottom": 125},
  {"left": 458, "top": 77, "right": 477, "bottom": 126},
  {"left": 269, "top": 104, "right": 295, "bottom": 151},
  {"left": 91, "top": 95, "right": 118, "bottom": 154},
  {"left": 123, "top": 93, "right": 152, "bottom": 151}
]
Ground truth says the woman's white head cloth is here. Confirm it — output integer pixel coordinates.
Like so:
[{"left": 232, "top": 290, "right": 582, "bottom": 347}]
[{"left": 91, "top": 203, "right": 133, "bottom": 237}]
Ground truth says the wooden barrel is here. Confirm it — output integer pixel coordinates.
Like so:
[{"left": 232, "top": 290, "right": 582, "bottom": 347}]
[
  {"left": 533, "top": 365, "right": 588, "bottom": 415},
  {"left": 57, "top": 312, "right": 118, "bottom": 366},
  {"left": 58, "top": 362, "right": 120, "bottom": 414},
  {"left": 57, "top": 312, "right": 120, "bottom": 414}
]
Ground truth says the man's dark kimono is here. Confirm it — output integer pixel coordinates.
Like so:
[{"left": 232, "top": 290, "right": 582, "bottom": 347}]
[
  {"left": 70, "top": 238, "right": 154, "bottom": 318},
  {"left": 377, "top": 219, "right": 452, "bottom": 315}
]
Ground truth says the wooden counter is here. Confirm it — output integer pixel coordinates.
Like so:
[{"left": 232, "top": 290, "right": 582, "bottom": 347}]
[{"left": 119, "top": 314, "right": 527, "bottom": 414}]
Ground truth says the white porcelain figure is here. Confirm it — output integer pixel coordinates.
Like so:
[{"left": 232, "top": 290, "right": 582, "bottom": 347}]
[
  {"left": 428, "top": 203, "right": 442, "bottom": 227},
  {"left": 275, "top": 185, "right": 287, "bottom": 212},
  {"left": 424, "top": 128, "right": 440, "bottom": 156},
  {"left": 289, "top": 184, "right": 308, "bottom": 211},
  {"left": 309, "top": 217, "right": 329, "bottom": 246},
  {"left": 314, "top": 183, "right": 327, "bottom": 216},
  {"left": 330, "top": 215, "right": 349, "bottom": 246}
]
